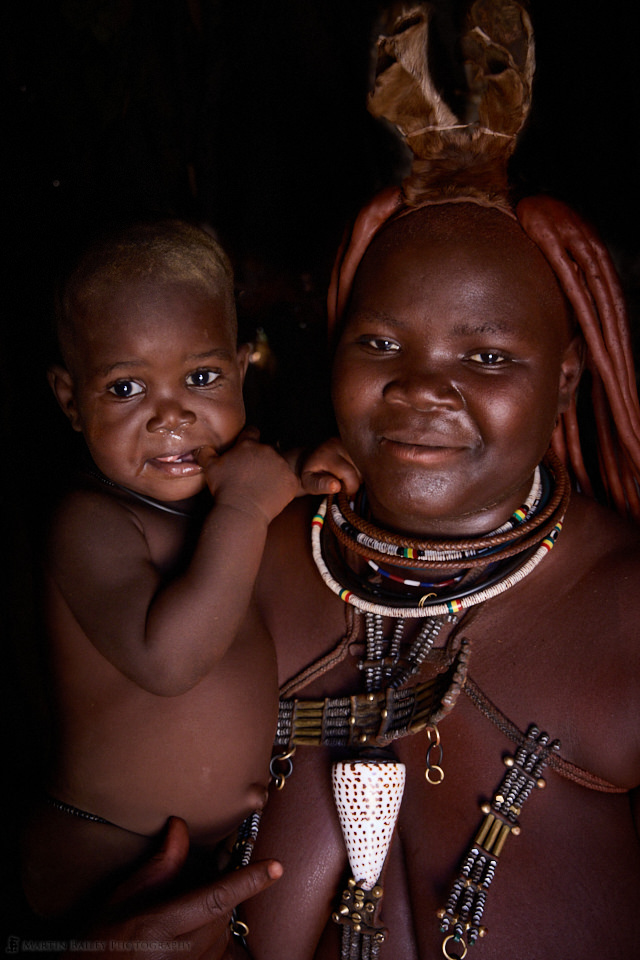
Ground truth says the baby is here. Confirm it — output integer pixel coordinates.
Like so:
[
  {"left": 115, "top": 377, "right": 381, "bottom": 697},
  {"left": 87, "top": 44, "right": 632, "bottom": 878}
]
[{"left": 21, "top": 219, "right": 354, "bottom": 923}]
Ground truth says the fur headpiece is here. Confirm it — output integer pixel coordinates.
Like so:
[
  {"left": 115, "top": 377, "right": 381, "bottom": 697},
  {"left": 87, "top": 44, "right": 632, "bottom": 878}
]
[{"left": 329, "top": 0, "right": 640, "bottom": 519}]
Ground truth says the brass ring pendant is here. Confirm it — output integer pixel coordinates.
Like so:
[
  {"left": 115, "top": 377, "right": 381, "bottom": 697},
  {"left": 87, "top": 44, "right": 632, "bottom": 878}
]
[{"left": 442, "top": 934, "right": 468, "bottom": 959}]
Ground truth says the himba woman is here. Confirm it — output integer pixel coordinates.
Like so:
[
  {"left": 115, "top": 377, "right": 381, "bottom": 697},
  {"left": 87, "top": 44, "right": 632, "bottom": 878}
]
[{"left": 240, "top": 1, "right": 640, "bottom": 958}]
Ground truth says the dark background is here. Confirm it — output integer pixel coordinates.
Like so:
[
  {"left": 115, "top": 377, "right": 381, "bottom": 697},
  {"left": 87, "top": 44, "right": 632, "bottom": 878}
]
[
  {"left": 2, "top": 0, "right": 639, "bottom": 939},
  {"left": 3, "top": 0, "right": 640, "bottom": 452}
]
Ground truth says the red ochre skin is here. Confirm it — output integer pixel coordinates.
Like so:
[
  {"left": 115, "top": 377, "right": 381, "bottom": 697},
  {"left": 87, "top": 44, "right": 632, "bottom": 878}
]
[{"left": 244, "top": 205, "right": 640, "bottom": 959}]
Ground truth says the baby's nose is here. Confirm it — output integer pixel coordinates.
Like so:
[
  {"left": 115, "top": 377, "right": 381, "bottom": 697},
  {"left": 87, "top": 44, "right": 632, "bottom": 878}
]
[{"left": 146, "top": 397, "right": 196, "bottom": 433}]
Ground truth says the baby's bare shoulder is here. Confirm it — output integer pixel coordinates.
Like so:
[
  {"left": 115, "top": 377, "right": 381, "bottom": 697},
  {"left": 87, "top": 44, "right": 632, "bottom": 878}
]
[
  {"left": 45, "top": 483, "right": 152, "bottom": 596},
  {"left": 52, "top": 477, "right": 146, "bottom": 521}
]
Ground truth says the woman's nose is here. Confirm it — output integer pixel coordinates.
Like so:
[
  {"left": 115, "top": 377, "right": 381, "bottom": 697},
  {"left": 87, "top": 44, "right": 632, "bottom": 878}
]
[
  {"left": 383, "top": 366, "right": 464, "bottom": 410},
  {"left": 146, "top": 397, "right": 197, "bottom": 433}
]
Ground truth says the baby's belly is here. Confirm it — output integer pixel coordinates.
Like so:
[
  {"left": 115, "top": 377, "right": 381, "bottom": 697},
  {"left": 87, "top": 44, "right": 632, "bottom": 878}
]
[{"left": 52, "top": 653, "right": 278, "bottom": 842}]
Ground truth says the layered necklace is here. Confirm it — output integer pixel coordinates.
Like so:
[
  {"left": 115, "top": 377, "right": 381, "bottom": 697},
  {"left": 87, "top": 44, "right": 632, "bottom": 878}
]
[{"left": 296, "top": 451, "right": 571, "bottom": 959}]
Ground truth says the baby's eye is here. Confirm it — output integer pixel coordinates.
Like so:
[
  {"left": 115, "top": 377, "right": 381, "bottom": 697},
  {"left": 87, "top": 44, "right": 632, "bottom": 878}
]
[
  {"left": 186, "top": 368, "right": 220, "bottom": 387},
  {"left": 108, "top": 380, "right": 144, "bottom": 398},
  {"left": 467, "top": 351, "right": 508, "bottom": 366},
  {"left": 358, "top": 336, "right": 400, "bottom": 353}
]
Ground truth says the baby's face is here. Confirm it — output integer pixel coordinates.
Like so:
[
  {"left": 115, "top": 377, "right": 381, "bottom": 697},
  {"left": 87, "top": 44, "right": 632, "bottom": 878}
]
[
  {"left": 332, "top": 206, "right": 581, "bottom": 537},
  {"left": 61, "top": 277, "right": 248, "bottom": 502}
]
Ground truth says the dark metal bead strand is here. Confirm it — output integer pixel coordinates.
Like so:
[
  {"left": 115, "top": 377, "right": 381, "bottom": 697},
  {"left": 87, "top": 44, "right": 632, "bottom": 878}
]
[
  {"left": 470, "top": 853, "right": 488, "bottom": 885},
  {"left": 324, "top": 698, "right": 352, "bottom": 745},
  {"left": 468, "top": 888, "right": 487, "bottom": 944},
  {"left": 438, "top": 723, "right": 558, "bottom": 953}
]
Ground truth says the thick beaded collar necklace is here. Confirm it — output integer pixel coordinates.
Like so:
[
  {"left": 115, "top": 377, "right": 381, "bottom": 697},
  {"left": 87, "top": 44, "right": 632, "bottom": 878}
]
[{"left": 311, "top": 452, "right": 570, "bottom": 619}]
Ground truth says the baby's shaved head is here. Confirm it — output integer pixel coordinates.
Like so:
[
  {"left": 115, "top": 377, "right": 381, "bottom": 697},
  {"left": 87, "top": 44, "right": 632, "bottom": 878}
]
[{"left": 56, "top": 220, "right": 236, "bottom": 372}]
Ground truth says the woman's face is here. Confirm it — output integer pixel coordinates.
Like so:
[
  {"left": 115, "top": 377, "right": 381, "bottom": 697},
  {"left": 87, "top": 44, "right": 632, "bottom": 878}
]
[{"left": 331, "top": 205, "right": 581, "bottom": 538}]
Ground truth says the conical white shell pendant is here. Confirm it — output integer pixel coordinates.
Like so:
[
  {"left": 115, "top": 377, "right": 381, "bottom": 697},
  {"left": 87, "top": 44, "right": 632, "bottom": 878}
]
[{"left": 332, "top": 760, "right": 406, "bottom": 890}]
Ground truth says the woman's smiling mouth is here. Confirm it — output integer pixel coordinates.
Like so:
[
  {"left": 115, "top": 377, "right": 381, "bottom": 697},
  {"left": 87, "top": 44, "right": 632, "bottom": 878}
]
[{"left": 379, "top": 434, "right": 471, "bottom": 462}]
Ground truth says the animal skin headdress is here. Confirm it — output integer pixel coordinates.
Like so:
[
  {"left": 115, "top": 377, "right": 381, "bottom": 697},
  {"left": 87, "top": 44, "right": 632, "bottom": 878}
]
[{"left": 328, "top": 0, "right": 640, "bottom": 520}]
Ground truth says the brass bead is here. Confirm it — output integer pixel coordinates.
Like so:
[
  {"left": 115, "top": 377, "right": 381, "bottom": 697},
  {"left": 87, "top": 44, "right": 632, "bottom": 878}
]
[
  {"left": 480, "top": 802, "right": 491, "bottom": 815},
  {"left": 359, "top": 733, "right": 368, "bottom": 743},
  {"left": 504, "top": 756, "right": 514, "bottom": 767},
  {"left": 339, "top": 905, "right": 349, "bottom": 916},
  {"left": 351, "top": 913, "right": 362, "bottom": 923},
  {"left": 353, "top": 924, "right": 361, "bottom": 933},
  {"left": 536, "top": 777, "right": 547, "bottom": 789},
  {"left": 354, "top": 890, "right": 365, "bottom": 901},
  {"left": 372, "top": 886, "right": 384, "bottom": 898},
  {"left": 512, "top": 825, "right": 521, "bottom": 836},
  {"left": 374, "top": 933, "right": 386, "bottom": 943},
  {"left": 479, "top": 926, "right": 488, "bottom": 937}
]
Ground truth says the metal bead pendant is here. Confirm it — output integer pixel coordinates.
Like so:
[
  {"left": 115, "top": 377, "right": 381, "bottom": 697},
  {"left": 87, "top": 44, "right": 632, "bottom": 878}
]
[{"left": 332, "top": 760, "right": 406, "bottom": 890}]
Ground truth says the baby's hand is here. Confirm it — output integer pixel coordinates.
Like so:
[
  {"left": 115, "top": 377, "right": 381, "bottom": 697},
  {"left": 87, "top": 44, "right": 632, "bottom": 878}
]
[
  {"left": 196, "top": 428, "right": 299, "bottom": 524},
  {"left": 296, "top": 437, "right": 361, "bottom": 496}
]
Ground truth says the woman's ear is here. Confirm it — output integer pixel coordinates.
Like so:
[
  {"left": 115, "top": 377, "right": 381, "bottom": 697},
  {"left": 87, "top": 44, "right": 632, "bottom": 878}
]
[
  {"left": 557, "top": 334, "right": 585, "bottom": 415},
  {"left": 48, "top": 364, "right": 82, "bottom": 432}
]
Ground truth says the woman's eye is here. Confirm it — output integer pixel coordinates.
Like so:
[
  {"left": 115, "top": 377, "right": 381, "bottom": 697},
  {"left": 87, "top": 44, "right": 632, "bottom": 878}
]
[
  {"left": 187, "top": 368, "right": 220, "bottom": 387},
  {"left": 359, "top": 337, "right": 400, "bottom": 352},
  {"left": 108, "top": 380, "right": 144, "bottom": 398},
  {"left": 467, "top": 351, "right": 507, "bottom": 366}
]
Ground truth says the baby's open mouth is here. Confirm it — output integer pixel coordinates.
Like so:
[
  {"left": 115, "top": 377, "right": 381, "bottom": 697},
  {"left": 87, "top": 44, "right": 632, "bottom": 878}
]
[{"left": 154, "top": 451, "right": 197, "bottom": 464}]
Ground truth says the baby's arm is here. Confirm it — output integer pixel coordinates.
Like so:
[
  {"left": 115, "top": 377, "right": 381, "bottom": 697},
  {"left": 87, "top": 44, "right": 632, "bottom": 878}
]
[
  {"left": 47, "top": 431, "right": 298, "bottom": 695},
  {"left": 290, "top": 436, "right": 361, "bottom": 496}
]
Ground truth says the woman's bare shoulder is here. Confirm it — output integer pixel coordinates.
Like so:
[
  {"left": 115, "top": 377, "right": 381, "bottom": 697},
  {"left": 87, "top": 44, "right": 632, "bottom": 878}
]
[
  {"left": 563, "top": 493, "right": 640, "bottom": 566},
  {"left": 263, "top": 496, "right": 318, "bottom": 562}
]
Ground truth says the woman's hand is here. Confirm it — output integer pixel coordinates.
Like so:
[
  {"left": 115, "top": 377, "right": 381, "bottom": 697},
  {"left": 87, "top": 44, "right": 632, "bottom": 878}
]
[{"left": 66, "top": 817, "right": 281, "bottom": 960}]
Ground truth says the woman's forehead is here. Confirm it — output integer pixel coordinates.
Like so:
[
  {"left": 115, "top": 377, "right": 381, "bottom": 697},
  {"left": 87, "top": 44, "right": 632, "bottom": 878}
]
[
  {"left": 364, "top": 204, "right": 543, "bottom": 273},
  {"left": 350, "top": 203, "right": 568, "bottom": 322}
]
